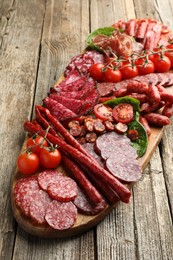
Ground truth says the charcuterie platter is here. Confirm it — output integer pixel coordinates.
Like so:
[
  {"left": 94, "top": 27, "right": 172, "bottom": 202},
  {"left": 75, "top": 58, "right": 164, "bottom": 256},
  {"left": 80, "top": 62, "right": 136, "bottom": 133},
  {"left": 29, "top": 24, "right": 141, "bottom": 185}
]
[{"left": 11, "top": 18, "right": 173, "bottom": 238}]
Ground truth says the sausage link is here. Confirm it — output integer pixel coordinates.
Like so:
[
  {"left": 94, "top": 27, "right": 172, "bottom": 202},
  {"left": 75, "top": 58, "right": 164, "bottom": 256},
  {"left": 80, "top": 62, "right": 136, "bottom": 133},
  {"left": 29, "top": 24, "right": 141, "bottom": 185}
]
[
  {"left": 23, "top": 120, "right": 131, "bottom": 203},
  {"left": 126, "top": 81, "right": 149, "bottom": 94},
  {"left": 156, "top": 85, "right": 173, "bottom": 103},
  {"left": 104, "top": 121, "right": 115, "bottom": 131},
  {"left": 84, "top": 118, "right": 94, "bottom": 132},
  {"left": 144, "top": 113, "right": 171, "bottom": 127},
  {"left": 127, "top": 93, "right": 148, "bottom": 103},
  {"left": 147, "top": 85, "right": 161, "bottom": 104},
  {"left": 61, "top": 153, "right": 103, "bottom": 205},
  {"left": 85, "top": 132, "right": 97, "bottom": 143},
  {"left": 162, "top": 102, "right": 173, "bottom": 118},
  {"left": 93, "top": 119, "right": 106, "bottom": 133},
  {"left": 69, "top": 125, "right": 82, "bottom": 137},
  {"left": 114, "top": 88, "right": 128, "bottom": 97},
  {"left": 139, "top": 116, "right": 151, "bottom": 136}
]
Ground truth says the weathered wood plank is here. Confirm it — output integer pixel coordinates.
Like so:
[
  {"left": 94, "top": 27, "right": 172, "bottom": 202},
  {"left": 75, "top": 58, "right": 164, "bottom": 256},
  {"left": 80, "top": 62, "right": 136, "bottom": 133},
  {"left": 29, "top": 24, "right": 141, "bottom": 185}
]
[
  {"left": 0, "top": 0, "right": 45, "bottom": 259},
  {"left": 12, "top": 0, "right": 95, "bottom": 259}
]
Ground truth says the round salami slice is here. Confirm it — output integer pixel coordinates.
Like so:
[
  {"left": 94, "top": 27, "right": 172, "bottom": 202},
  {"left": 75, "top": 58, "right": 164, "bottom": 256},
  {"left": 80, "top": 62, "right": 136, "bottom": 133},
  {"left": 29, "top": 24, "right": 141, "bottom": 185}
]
[
  {"left": 73, "top": 187, "right": 107, "bottom": 215},
  {"left": 14, "top": 176, "right": 41, "bottom": 216},
  {"left": 45, "top": 200, "right": 77, "bottom": 230},
  {"left": 47, "top": 176, "right": 78, "bottom": 202},
  {"left": 29, "top": 190, "right": 51, "bottom": 224},
  {"left": 106, "top": 155, "right": 142, "bottom": 182},
  {"left": 37, "top": 170, "right": 64, "bottom": 191}
]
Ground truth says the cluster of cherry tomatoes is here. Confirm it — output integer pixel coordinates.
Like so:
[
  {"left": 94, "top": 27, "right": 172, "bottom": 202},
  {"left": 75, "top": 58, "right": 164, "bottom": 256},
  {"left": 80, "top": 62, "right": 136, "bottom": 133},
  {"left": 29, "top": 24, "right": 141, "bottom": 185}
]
[
  {"left": 89, "top": 44, "right": 173, "bottom": 83},
  {"left": 17, "top": 135, "right": 61, "bottom": 175}
]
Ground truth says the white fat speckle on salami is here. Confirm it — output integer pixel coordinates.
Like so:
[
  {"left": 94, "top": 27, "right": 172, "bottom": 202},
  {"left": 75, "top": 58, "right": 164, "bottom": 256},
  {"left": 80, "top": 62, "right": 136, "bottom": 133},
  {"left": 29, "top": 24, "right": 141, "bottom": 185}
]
[
  {"left": 38, "top": 170, "right": 64, "bottom": 191},
  {"left": 29, "top": 190, "right": 52, "bottom": 224},
  {"left": 47, "top": 176, "right": 78, "bottom": 202},
  {"left": 73, "top": 187, "right": 107, "bottom": 215},
  {"left": 45, "top": 200, "right": 77, "bottom": 230}
]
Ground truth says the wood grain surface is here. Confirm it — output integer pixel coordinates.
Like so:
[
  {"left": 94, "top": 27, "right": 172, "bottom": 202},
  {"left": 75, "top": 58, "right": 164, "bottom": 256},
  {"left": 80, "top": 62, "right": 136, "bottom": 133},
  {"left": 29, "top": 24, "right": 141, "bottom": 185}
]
[{"left": 0, "top": 0, "right": 173, "bottom": 259}]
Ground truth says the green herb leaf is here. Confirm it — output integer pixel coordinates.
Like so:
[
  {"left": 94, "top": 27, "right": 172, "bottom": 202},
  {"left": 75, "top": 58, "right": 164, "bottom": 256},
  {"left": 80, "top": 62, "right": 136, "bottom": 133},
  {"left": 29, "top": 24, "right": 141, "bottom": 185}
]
[{"left": 128, "top": 120, "right": 148, "bottom": 157}]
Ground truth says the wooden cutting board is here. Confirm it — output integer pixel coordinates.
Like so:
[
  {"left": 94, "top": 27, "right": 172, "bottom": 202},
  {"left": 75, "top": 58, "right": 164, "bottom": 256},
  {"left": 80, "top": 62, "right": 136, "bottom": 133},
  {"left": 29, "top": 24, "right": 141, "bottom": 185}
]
[{"left": 11, "top": 123, "right": 165, "bottom": 238}]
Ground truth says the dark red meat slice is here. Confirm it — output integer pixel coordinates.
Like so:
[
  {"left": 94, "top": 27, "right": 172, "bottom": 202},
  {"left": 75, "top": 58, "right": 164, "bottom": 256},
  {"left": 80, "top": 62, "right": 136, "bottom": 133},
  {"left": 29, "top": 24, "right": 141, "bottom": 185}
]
[
  {"left": 45, "top": 200, "right": 77, "bottom": 230},
  {"left": 29, "top": 190, "right": 51, "bottom": 224},
  {"left": 49, "top": 94, "right": 87, "bottom": 114},
  {"left": 60, "top": 69, "right": 80, "bottom": 86},
  {"left": 14, "top": 176, "right": 40, "bottom": 216},
  {"left": 47, "top": 176, "right": 78, "bottom": 202},
  {"left": 106, "top": 155, "right": 142, "bottom": 182},
  {"left": 37, "top": 170, "right": 64, "bottom": 191},
  {"left": 145, "top": 30, "right": 155, "bottom": 50},
  {"left": 54, "top": 77, "right": 86, "bottom": 93},
  {"left": 43, "top": 97, "right": 77, "bottom": 121},
  {"left": 82, "top": 142, "right": 103, "bottom": 166},
  {"left": 156, "top": 73, "right": 169, "bottom": 86},
  {"left": 73, "top": 187, "right": 107, "bottom": 215},
  {"left": 153, "top": 23, "right": 162, "bottom": 47},
  {"left": 125, "top": 19, "right": 136, "bottom": 36},
  {"left": 78, "top": 88, "right": 99, "bottom": 115},
  {"left": 97, "top": 82, "right": 115, "bottom": 97}
]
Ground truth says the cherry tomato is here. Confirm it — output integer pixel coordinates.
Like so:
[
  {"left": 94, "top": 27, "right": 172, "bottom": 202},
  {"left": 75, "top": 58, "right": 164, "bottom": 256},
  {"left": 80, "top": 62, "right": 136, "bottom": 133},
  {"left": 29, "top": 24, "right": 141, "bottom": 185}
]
[
  {"left": 112, "top": 103, "right": 134, "bottom": 124},
  {"left": 148, "top": 47, "right": 161, "bottom": 62},
  {"left": 39, "top": 148, "right": 61, "bottom": 169},
  {"left": 89, "top": 63, "right": 105, "bottom": 81},
  {"left": 104, "top": 68, "right": 122, "bottom": 82},
  {"left": 152, "top": 55, "right": 171, "bottom": 73},
  {"left": 105, "top": 57, "right": 123, "bottom": 69},
  {"left": 94, "top": 104, "right": 113, "bottom": 121},
  {"left": 26, "top": 135, "right": 48, "bottom": 155},
  {"left": 135, "top": 58, "right": 155, "bottom": 75},
  {"left": 165, "top": 44, "right": 173, "bottom": 68},
  {"left": 17, "top": 152, "right": 39, "bottom": 175},
  {"left": 120, "top": 63, "right": 138, "bottom": 79}
]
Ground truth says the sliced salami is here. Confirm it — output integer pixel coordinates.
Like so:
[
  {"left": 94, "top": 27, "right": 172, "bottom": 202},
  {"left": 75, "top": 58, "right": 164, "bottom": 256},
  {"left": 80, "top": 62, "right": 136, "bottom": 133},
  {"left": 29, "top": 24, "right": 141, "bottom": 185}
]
[
  {"left": 54, "top": 77, "right": 86, "bottom": 93},
  {"left": 73, "top": 187, "right": 107, "bottom": 215},
  {"left": 29, "top": 190, "right": 51, "bottom": 224},
  {"left": 47, "top": 176, "right": 78, "bottom": 202},
  {"left": 97, "top": 82, "right": 115, "bottom": 97},
  {"left": 83, "top": 50, "right": 105, "bottom": 64},
  {"left": 106, "top": 155, "right": 142, "bottom": 182},
  {"left": 43, "top": 97, "right": 77, "bottom": 121},
  {"left": 45, "top": 200, "right": 77, "bottom": 230},
  {"left": 82, "top": 142, "right": 103, "bottom": 166},
  {"left": 14, "top": 176, "right": 40, "bottom": 216},
  {"left": 38, "top": 170, "right": 64, "bottom": 191}
]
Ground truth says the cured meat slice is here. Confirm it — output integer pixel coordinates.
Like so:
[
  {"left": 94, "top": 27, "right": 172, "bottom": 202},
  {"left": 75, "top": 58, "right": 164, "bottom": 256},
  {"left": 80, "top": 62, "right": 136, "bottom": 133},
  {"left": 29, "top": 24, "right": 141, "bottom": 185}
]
[
  {"left": 29, "top": 190, "right": 51, "bottom": 224},
  {"left": 125, "top": 19, "right": 136, "bottom": 36},
  {"left": 43, "top": 97, "right": 77, "bottom": 121},
  {"left": 136, "top": 20, "right": 148, "bottom": 39},
  {"left": 153, "top": 23, "right": 162, "bottom": 47},
  {"left": 83, "top": 50, "right": 105, "bottom": 64},
  {"left": 14, "top": 176, "right": 40, "bottom": 216},
  {"left": 59, "top": 69, "right": 81, "bottom": 87},
  {"left": 145, "top": 30, "right": 155, "bottom": 50},
  {"left": 82, "top": 142, "right": 103, "bottom": 166},
  {"left": 78, "top": 88, "right": 99, "bottom": 115},
  {"left": 106, "top": 155, "right": 142, "bottom": 182},
  {"left": 73, "top": 187, "right": 107, "bottom": 215},
  {"left": 54, "top": 77, "right": 86, "bottom": 93},
  {"left": 156, "top": 73, "right": 169, "bottom": 86},
  {"left": 47, "top": 176, "right": 78, "bottom": 202},
  {"left": 45, "top": 200, "right": 77, "bottom": 230},
  {"left": 49, "top": 94, "right": 87, "bottom": 114},
  {"left": 97, "top": 82, "right": 115, "bottom": 97},
  {"left": 64, "top": 52, "right": 94, "bottom": 77},
  {"left": 95, "top": 132, "right": 141, "bottom": 182},
  {"left": 38, "top": 170, "right": 64, "bottom": 191}
]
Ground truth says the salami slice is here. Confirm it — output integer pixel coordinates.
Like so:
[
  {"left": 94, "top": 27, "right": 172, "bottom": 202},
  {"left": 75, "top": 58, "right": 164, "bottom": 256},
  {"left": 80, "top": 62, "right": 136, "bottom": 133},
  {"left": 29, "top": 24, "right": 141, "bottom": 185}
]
[
  {"left": 106, "top": 155, "right": 142, "bottom": 182},
  {"left": 38, "top": 170, "right": 64, "bottom": 191},
  {"left": 29, "top": 190, "right": 51, "bottom": 224},
  {"left": 45, "top": 200, "right": 77, "bottom": 230},
  {"left": 47, "top": 176, "right": 78, "bottom": 202},
  {"left": 83, "top": 50, "right": 105, "bottom": 64},
  {"left": 14, "top": 176, "right": 40, "bottom": 216},
  {"left": 73, "top": 187, "right": 107, "bottom": 215},
  {"left": 43, "top": 97, "right": 77, "bottom": 121},
  {"left": 97, "top": 82, "right": 115, "bottom": 97},
  {"left": 82, "top": 142, "right": 103, "bottom": 166}
]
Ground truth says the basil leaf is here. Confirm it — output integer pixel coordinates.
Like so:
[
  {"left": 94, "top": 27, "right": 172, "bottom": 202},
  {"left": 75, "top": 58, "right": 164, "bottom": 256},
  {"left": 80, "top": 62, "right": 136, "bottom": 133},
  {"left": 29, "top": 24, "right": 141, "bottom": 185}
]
[
  {"left": 128, "top": 120, "right": 148, "bottom": 157},
  {"left": 104, "top": 97, "right": 141, "bottom": 114},
  {"left": 86, "top": 27, "right": 115, "bottom": 51}
]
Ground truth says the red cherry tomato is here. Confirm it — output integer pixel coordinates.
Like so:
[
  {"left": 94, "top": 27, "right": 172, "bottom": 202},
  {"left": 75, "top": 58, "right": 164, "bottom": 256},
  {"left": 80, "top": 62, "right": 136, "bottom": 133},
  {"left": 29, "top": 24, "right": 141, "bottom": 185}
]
[
  {"left": 148, "top": 47, "right": 161, "bottom": 62},
  {"left": 112, "top": 103, "right": 134, "bottom": 124},
  {"left": 135, "top": 58, "right": 155, "bottom": 75},
  {"left": 104, "top": 68, "right": 122, "bottom": 82},
  {"left": 105, "top": 57, "right": 123, "bottom": 69},
  {"left": 94, "top": 104, "right": 113, "bottom": 121},
  {"left": 120, "top": 62, "right": 138, "bottom": 79},
  {"left": 89, "top": 63, "right": 105, "bottom": 81},
  {"left": 39, "top": 148, "right": 61, "bottom": 169},
  {"left": 165, "top": 44, "right": 173, "bottom": 68},
  {"left": 26, "top": 135, "right": 48, "bottom": 155},
  {"left": 152, "top": 55, "right": 171, "bottom": 73},
  {"left": 17, "top": 152, "right": 39, "bottom": 175}
]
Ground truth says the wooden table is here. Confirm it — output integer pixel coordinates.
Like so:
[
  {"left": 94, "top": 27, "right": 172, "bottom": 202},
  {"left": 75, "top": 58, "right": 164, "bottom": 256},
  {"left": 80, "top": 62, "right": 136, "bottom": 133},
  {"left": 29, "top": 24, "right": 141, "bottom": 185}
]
[{"left": 1, "top": 0, "right": 173, "bottom": 259}]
